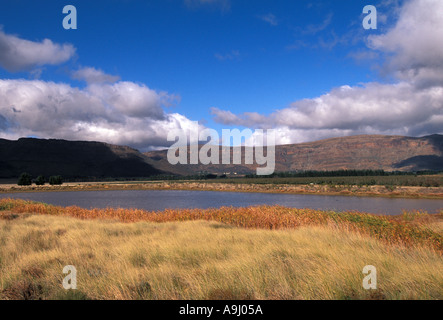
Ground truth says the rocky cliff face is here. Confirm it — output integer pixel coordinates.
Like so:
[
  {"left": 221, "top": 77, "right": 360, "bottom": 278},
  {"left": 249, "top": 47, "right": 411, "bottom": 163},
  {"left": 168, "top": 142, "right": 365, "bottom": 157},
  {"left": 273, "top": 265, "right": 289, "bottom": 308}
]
[
  {"left": 277, "top": 135, "right": 443, "bottom": 172},
  {"left": 145, "top": 134, "right": 443, "bottom": 174}
]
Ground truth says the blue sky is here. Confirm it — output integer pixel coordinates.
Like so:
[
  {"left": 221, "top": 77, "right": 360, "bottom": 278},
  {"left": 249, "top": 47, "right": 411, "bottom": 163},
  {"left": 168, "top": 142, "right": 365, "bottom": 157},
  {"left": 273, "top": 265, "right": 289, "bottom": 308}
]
[{"left": 0, "top": 0, "right": 442, "bottom": 150}]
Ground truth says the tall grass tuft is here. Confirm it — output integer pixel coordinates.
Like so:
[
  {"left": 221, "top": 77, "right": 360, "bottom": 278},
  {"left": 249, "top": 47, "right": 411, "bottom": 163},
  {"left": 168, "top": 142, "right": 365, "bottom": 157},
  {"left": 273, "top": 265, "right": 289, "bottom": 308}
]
[{"left": 0, "top": 198, "right": 441, "bottom": 253}]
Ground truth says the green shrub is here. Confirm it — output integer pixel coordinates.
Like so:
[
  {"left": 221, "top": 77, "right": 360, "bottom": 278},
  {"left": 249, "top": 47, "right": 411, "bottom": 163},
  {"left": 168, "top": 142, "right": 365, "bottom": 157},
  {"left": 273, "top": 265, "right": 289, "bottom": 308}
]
[
  {"left": 35, "top": 175, "right": 46, "bottom": 186},
  {"left": 18, "top": 173, "right": 32, "bottom": 186},
  {"left": 49, "top": 175, "right": 63, "bottom": 185}
]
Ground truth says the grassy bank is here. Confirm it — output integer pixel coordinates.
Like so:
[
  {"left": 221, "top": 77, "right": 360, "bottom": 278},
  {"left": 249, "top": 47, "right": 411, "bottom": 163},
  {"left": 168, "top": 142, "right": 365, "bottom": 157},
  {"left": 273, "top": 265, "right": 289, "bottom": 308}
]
[
  {"left": 152, "top": 174, "right": 443, "bottom": 188},
  {"left": 225, "top": 174, "right": 443, "bottom": 187},
  {"left": 0, "top": 199, "right": 442, "bottom": 300},
  {"left": 1, "top": 180, "right": 443, "bottom": 199}
]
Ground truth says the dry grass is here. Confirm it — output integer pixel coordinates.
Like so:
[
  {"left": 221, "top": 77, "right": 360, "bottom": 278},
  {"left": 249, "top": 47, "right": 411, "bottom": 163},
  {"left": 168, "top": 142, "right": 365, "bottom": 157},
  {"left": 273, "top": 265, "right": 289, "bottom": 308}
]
[
  {"left": 1, "top": 199, "right": 442, "bottom": 252},
  {"left": 0, "top": 199, "right": 442, "bottom": 300},
  {"left": 1, "top": 181, "right": 443, "bottom": 199}
]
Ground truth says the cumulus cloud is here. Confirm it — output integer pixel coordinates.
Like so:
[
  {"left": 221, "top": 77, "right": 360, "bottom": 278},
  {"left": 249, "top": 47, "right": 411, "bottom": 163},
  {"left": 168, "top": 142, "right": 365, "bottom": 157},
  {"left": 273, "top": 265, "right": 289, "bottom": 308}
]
[
  {"left": 367, "top": 0, "right": 443, "bottom": 88},
  {"left": 72, "top": 67, "right": 120, "bottom": 84},
  {"left": 87, "top": 82, "right": 168, "bottom": 119},
  {"left": 0, "top": 29, "right": 75, "bottom": 72},
  {"left": 0, "top": 79, "right": 196, "bottom": 151},
  {"left": 211, "top": 0, "right": 443, "bottom": 143},
  {"left": 211, "top": 82, "right": 443, "bottom": 143},
  {"left": 0, "top": 29, "right": 194, "bottom": 151}
]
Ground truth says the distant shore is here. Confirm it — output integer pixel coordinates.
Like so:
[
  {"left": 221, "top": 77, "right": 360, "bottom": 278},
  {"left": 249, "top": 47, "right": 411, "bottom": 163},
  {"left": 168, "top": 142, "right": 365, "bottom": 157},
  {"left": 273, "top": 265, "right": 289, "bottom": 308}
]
[{"left": 1, "top": 180, "right": 443, "bottom": 199}]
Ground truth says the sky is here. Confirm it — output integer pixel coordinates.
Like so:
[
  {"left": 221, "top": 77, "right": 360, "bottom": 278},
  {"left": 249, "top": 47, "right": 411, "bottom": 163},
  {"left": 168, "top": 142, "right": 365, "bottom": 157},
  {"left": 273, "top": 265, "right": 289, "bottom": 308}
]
[{"left": 0, "top": 0, "right": 442, "bottom": 151}]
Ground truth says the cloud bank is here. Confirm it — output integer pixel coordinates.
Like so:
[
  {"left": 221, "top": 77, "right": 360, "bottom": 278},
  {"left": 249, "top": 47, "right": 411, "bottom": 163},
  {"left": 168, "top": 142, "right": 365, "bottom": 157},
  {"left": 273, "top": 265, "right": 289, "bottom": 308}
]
[
  {"left": 0, "top": 28, "right": 196, "bottom": 151},
  {"left": 211, "top": 0, "right": 443, "bottom": 144},
  {"left": 0, "top": 79, "right": 196, "bottom": 151}
]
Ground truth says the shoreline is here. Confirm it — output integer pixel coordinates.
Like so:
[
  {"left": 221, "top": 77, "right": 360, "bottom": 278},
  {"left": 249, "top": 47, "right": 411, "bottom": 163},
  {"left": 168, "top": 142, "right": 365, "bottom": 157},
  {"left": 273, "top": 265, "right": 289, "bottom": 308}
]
[{"left": 1, "top": 181, "right": 443, "bottom": 199}]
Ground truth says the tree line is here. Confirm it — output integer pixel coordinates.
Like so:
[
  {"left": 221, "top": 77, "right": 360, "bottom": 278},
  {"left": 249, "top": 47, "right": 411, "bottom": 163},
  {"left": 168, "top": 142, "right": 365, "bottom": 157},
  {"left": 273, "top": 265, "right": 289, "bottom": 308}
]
[
  {"left": 17, "top": 173, "right": 63, "bottom": 186},
  {"left": 244, "top": 169, "right": 441, "bottom": 179}
]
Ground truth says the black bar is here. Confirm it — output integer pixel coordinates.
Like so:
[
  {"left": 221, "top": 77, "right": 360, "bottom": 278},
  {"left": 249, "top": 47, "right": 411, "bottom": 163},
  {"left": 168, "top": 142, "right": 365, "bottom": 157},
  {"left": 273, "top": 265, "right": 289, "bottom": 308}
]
[{"left": 0, "top": 300, "right": 437, "bottom": 319}]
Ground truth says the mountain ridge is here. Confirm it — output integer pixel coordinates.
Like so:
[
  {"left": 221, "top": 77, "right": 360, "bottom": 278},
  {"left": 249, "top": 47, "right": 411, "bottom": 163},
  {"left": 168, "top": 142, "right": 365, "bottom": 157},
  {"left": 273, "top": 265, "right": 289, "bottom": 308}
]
[
  {"left": 0, "top": 134, "right": 442, "bottom": 179},
  {"left": 144, "top": 134, "right": 443, "bottom": 175},
  {"left": 0, "top": 137, "right": 162, "bottom": 179}
]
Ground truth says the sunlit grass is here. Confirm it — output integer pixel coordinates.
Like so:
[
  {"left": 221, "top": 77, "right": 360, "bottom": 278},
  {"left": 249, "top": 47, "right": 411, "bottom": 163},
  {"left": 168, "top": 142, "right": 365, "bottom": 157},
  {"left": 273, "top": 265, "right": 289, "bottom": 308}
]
[
  {"left": 0, "top": 199, "right": 442, "bottom": 300},
  {"left": 0, "top": 199, "right": 441, "bottom": 252}
]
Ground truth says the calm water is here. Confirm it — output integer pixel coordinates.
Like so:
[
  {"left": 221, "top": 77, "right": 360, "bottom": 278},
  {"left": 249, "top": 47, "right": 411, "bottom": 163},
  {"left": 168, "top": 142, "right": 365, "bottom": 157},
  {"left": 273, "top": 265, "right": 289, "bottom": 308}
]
[{"left": 1, "top": 190, "right": 442, "bottom": 215}]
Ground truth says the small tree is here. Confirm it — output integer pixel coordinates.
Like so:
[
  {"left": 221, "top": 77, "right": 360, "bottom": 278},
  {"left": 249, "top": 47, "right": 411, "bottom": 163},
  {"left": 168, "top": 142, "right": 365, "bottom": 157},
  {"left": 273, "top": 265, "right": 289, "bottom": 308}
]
[
  {"left": 18, "top": 172, "right": 32, "bottom": 186},
  {"left": 35, "top": 175, "right": 46, "bottom": 186},
  {"left": 49, "top": 175, "right": 63, "bottom": 185},
  {"left": 205, "top": 173, "right": 218, "bottom": 179}
]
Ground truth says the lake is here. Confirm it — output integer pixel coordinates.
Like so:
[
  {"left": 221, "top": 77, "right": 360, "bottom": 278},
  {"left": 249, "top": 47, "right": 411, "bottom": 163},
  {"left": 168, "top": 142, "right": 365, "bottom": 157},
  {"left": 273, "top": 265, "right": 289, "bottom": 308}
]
[{"left": 1, "top": 190, "right": 442, "bottom": 215}]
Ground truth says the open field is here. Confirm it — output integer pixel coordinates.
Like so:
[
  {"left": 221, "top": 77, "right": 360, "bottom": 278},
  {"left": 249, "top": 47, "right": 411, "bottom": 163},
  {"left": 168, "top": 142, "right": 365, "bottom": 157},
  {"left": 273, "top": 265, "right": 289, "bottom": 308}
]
[
  {"left": 0, "top": 199, "right": 442, "bottom": 300},
  {"left": 212, "top": 174, "right": 443, "bottom": 187},
  {"left": 1, "top": 179, "right": 443, "bottom": 199}
]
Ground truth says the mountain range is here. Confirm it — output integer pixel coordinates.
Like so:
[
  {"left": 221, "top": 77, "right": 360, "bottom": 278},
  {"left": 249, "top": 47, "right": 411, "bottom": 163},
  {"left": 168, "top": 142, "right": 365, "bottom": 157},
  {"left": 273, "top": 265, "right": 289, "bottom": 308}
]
[
  {"left": 0, "top": 134, "right": 442, "bottom": 179},
  {"left": 144, "top": 134, "right": 443, "bottom": 175}
]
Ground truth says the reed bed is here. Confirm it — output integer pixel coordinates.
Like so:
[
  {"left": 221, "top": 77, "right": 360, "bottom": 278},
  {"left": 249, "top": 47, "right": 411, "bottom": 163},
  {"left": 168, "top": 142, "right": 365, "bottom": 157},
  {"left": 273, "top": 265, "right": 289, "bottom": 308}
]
[
  {"left": 1, "top": 198, "right": 441, "bottom": 253},
  {"left": 1, "top": 199, "right": 442, "bottom": 300}
]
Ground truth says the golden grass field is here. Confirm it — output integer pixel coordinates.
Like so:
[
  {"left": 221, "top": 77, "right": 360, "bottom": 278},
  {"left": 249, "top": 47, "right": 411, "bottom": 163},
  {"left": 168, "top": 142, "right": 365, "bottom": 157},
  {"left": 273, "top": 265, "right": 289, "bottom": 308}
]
[{"left": 0, "top": 199, "right": 442, "bottom": 300}]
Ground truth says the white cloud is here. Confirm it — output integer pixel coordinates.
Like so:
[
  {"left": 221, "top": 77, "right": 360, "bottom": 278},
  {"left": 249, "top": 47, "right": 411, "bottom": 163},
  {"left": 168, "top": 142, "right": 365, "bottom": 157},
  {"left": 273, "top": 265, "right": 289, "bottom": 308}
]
[
  {"left": 367, "top": 0, "right": 443, "bottom": 88},
  {"left": 87, "top": 81, "right": 167, "bottom": 119},
  {"left": 259, "top": 13, "right": 278, "bottom": 26},
  {"left": 212, "top": 82, "right": 443, "bottom": 137},
  {"left": 0, "top": 29, "right": 75, "bottom": 72},
  {"left": 0, "top": 79, "right": 196, "bottom": 151},
  {"left": 211, "top": 0, "right": 443, "bottom": 143},
  {"left": 72, "top": 67, "right": 120, "bottom": 84},
  {"left": 210, "top": 107, "right": 268, "bottom": 127},
  {"left": 214, "top": 50, "right": 240, "bottom": 61}
]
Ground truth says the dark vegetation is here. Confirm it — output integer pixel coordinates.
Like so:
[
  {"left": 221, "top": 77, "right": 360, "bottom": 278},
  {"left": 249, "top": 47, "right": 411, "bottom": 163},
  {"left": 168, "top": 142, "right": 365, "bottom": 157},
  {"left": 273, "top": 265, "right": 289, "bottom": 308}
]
[
  {"left": 246, "top": 169, "right": 439, "bottom": 178},
  {"left": 16, "top": 173, "right": 63, "bottom": 186},
  {"left": 34, "top": 175, "right": 45, "bottom": 186},
  {"left": 144, "top": 170, "right": 443, "bottom": 187},
  {"left": 17, "top": 173, "right": 32, "bottom": 186},
  {"left": 219, "top": 175, "right": 442, "bottom": 187},
  {"left": 48, "top": 175, "right": 63, "bottom": 185}
]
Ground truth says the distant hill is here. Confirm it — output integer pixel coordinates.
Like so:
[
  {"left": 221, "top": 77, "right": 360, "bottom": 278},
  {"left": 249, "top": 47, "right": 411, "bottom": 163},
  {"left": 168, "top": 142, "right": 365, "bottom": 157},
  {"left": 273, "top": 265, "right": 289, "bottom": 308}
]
[
  {"left": 144, "top": 134, "right": 443, "bottom": 175},
  {"left": 0, "top": 138, "right": 162, "bottom": 179},
  {"left": 1, "top": 134, "right": 441, "bottom": 180}
]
